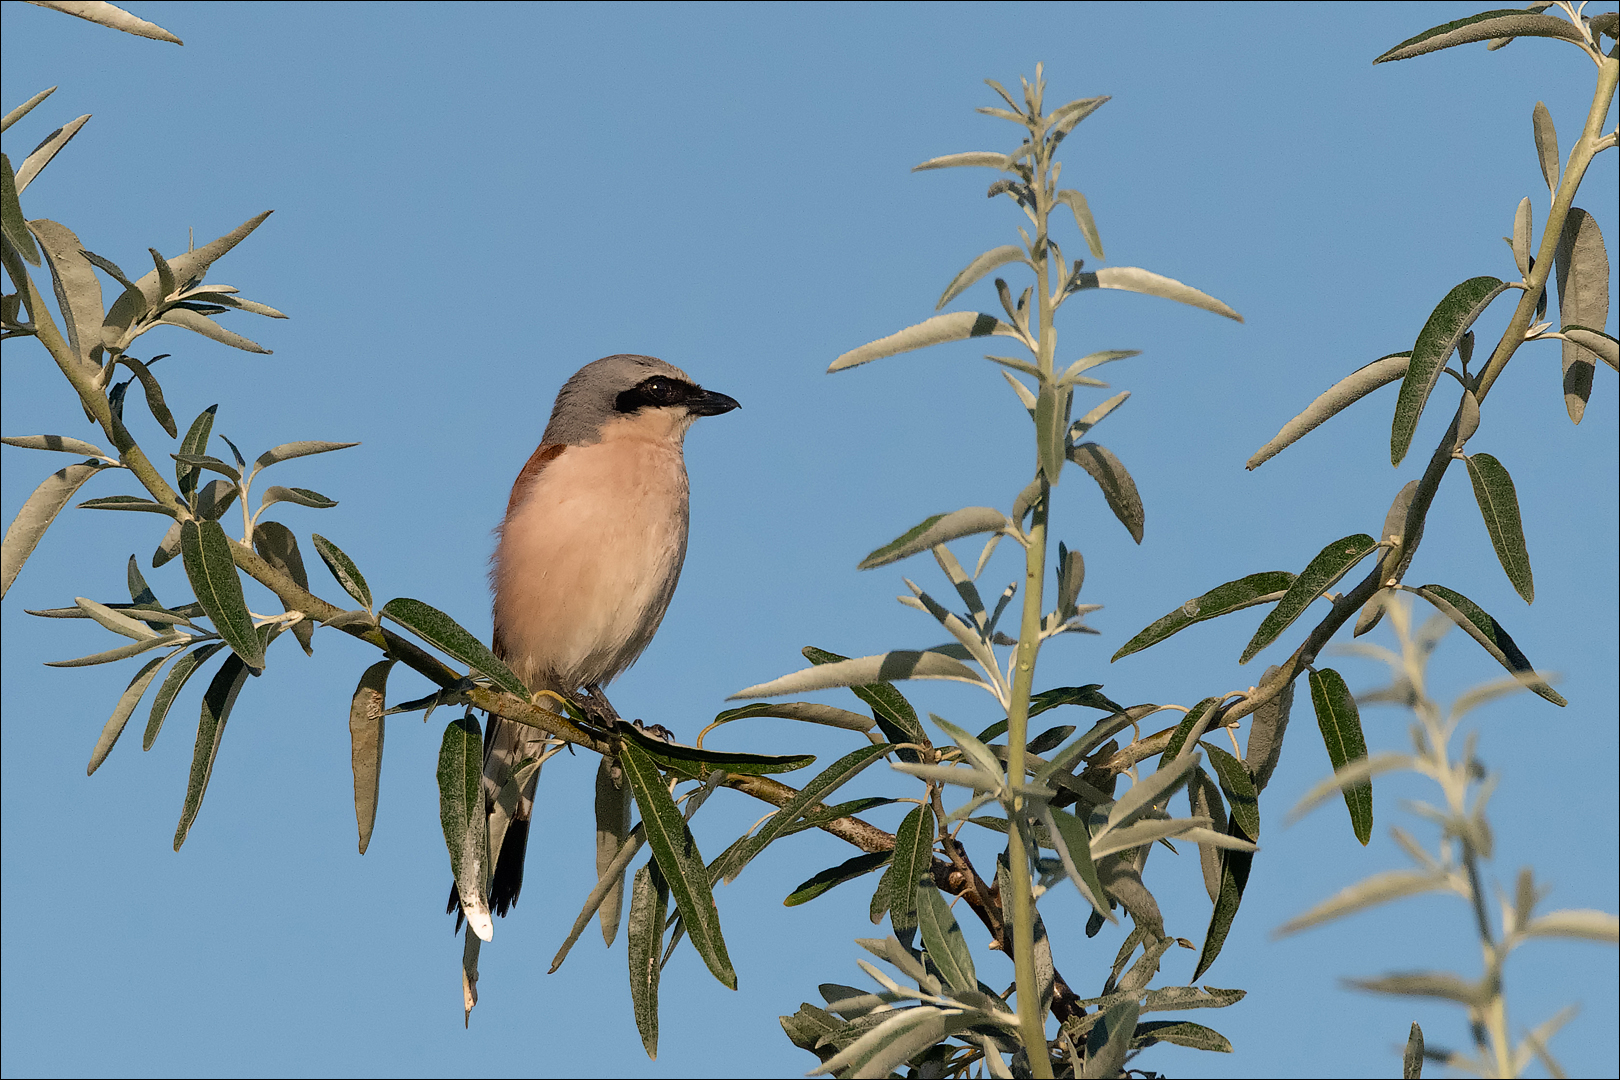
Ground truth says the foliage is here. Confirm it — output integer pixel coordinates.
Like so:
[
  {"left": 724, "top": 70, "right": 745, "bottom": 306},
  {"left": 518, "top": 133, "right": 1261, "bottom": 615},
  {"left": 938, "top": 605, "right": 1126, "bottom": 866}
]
[{"left": 1, "top": 3, "right": 1615, "bottom": 1077}]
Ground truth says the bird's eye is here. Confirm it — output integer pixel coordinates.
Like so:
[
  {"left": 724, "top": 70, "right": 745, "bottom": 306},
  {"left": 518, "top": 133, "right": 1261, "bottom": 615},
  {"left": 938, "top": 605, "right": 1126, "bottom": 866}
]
[{"left": 614, "top": 375, "right": 689, "bottom": 413}]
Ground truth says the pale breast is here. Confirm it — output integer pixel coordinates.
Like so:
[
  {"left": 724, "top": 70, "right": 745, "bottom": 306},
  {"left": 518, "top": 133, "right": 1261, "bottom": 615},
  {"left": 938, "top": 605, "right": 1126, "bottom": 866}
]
[{"left": 491, "top": 434, "right": 690, "bottom": 692}]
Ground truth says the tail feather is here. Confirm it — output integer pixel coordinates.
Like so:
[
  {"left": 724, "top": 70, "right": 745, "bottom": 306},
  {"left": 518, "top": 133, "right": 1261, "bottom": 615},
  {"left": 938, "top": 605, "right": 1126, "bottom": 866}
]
[{"left": 447, "top": 712, "right": 548, "bottom": 929}]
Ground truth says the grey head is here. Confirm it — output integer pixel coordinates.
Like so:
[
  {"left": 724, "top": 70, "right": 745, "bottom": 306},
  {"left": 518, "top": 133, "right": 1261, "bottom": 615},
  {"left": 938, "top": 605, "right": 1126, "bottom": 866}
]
[{"left": 540, "top": 353, "right": 740, "bottom": 446}]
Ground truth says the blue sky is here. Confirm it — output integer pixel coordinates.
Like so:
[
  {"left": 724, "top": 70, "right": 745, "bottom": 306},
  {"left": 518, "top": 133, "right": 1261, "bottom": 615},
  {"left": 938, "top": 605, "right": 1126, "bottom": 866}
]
[{"left": 2, "top": 2, "right": 1615, "bottom": 1077}]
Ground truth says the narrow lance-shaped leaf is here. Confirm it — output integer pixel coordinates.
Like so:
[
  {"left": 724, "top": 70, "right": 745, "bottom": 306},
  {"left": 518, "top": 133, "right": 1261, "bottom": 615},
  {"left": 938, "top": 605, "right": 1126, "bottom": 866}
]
[
  {"left": 618, "top": 740, "right": 736, "bottom": 989},
  {"left": 1410, "top": 584, "right": 1564, "bottom": 705},
  {"left": 1085, "top": 999, "right": 1143, "bottom": 1079},
  {"left": 1131, "top": 1021, "right": 1234, "bottom": 1053},
  {"left": 1392, "top": 277, "right": 1510, "bottom": 465},
  {"left": 174, "top": 405, "right": 217, "bottom": 504},
  {"left": 829, "top": 312, "right": 1021, "bottom": 372},
  {"left": 380, "top": 597, "right": 528, "bottom": 700},
  {"left": 859, "top": 507, "right": 1010, "bottom": 570},
  {"left": 1055, "top": 189, "right": 1104, "bottom": 259},
  {"left": 350, "top": 660, "right": 392, "bottom": 854},
  {"left": 310, "top": 533, "right": 372, "bottom": 611},
  {"left": 2, "top": 461, "right": 115, "bottom": 599},
  {"left": 707, "top": 701, "right": 875, "bottom": 734},
  {"left": 595, "top": 755, "right": 632, "bottom": 946},
  {"left": 733, "top": 649, "right": 988, "bottom": 700},
  {"left": 1071, "top": 266, "right": 1243, "bottom": 322},
  {"left": 936, "top": 245, "right": 1029, "bottom": 310},
  {"left": 1241, "top": 535, "right": 1380, "bottom": 664},
  {"left": 785, "top": 850, "right": 893, "bottom": 907},
  {"left": 27, "top": 218, "right": 102, "bottom": 368},
  {"left": 1249, "top": 354, "right": 1411, "bottom": 469},
  {"left": 251, "top": 439, "right": 360, "bottom": 477},
  {"left": 438, "top": 716, "right": 491, "bottom": 941},
  {"left": 1511, "top": 197, "right": 1533, "bottom": 278},
  {"left": 612, "top": 719, "right": 814, "bottom": 779},
  {"left": 1187, "top": 767, "right": 1228, "bottom": 904},
  {"left": 1405, "top": 1023, "right": 1425, "bottom": 1080},
  {"left": 1532, "top": 101, "right": 1559, "bottom": 196},
  {"left": 874, "top": 804, "right": 933, "bottom": 945},
  {"left": 1374, "top": 10, "right": 1587, "bottom": 62},
  {"left": 1200, "top": 742, "right": 1259, "bottom": 841},
  {"left": 718, "top": 743, "right": 890, "bottom": 884},
  {"left": 1046, "top": 805, "right": 1111, "bottom": 919},
  {"left": 144, "top": 643, "right": 224, "bottom": 750},
  {"left": 1036, "top": 384, "right": 1066, "bottom": 485},
  {"left": 1553, "top": 208, "right": 1609, "bottom": 423},
  {"left": 1114, "top": 571, "right": 1295, "bottom": 661},
  {"left": 30, "top": 0, "right": 185, "bottom": 43},
  {"left": 1192, "top": 821, "right": 1255, "bottom": 981},
  {"left": 2, "top": 86, "right": 57, "bottom": 134},
  {"left": 0, "top": 434, "right": 111, "bottom": 458},
  {"left": 1308, "top": 669, "right": 1372, "bottom": 845},
  {"left": 1464, "top": 453, "right": 1533, "bottom": 603},
  {"left": 180, "top": 520, "right": 264, "bottom": 670},
  {"left": 252, "top": 521, "right": 313, "bottom": 655},
  {"left": 1562, "top": 326, "right": 1618, "bottom": 371},
  {"left": 1, "top": 153, "right": 40, "bottom": 264},
  {"left": 87, "top": 649, "right": 175, "bottom": 775},
  {"left": 804, "top": 646, "right": 929, "bottom": 762},
  {"left": 915, "top": 880, "right": 975, "bottom": 994},
  {"left": 259, "top": 486, "right": 337, "bottom": 511},
  {"left": 1068, "top": 442, "right": 1143, "bottom": 543},
  {"left": 157, "top": 307, "right": 270, "bottom": 353},
  {"left": 1244, "top": 666, "right": 1294, "bottom": 794},
  {"left": 912, "top": 151, "right": 1013, "bottom": 171},
  {"left": 173, "top": 652, "right": 251, "bottom": 851},
  {"left": 115, "top": 356, "right": 177, "bottom": 437},
  {"left": 627, "top": 863, "right": 668, "bottom": 1059},
  {"left": 14, "top": 114, "right": 90, "bottom": 193}
]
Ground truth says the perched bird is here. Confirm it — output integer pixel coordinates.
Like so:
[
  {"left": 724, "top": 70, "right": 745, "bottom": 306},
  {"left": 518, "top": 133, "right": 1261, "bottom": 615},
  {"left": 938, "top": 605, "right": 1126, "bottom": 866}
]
[{"left": 450, "top": 354, "right": 739, "bottom": 937}]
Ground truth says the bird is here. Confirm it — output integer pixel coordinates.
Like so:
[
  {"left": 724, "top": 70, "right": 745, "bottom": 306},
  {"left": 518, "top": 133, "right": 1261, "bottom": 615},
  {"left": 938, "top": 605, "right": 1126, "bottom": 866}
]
[{"left": 449, "top": 354, "right": 739, "bottom": 938}]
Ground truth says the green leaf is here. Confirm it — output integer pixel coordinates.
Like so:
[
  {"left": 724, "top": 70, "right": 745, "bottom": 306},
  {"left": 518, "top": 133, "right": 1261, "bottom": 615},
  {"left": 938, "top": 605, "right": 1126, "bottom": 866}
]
[
  {"left": 87, "top": 649, "right": 176, "bottom": 775},
  {"left": 1, "top": 153, "right": 39, "bottom": 264},
  {"left": 180, "top": 519, "right": 264, "bottom": 670},
  {"left": 829, "top": 312, "right": 1022, "bottom": 372},
  {"left": 1055, "top": 189, "right": 1104, "bottom": 259},
  {"left": 1162, "top": 697, "right": 1222, "bottom": 763},
  {"left": 858, "top": 507, "right": 1010, "bottom": 570},
  {"left": 77, "top": 495, "right": 173, "bottom": 513},
  {"left": 114, "top": 356, "right": 177, "bottom": 437},
  {"left": 619, "top": 739, "right": 736, "bottom": 989},
  {"left": 1308, "top": 668, "right": 1373, "bottom": 845},
  {"left": 1068, "top": 442, "right": 1143, "bottom": 543},
  {"left": 594, "top": 756, "right": 633, "bottom": 946},
  {"left": 877, "top": 805, "right": 934, "bottom": 948},
  {"left": 144, "top": 643, "right": 224, "bottom": 750},
  {"left": 258, "top": 485, "right": 337, "bottom": 512},
  {"left": 1562, "top": 326, "right": 1618, "bottom": 371},
  {"left": 1405, "top": 1022, "right": 1425, "bottom": 1080},
  {"left": 1036, "top": 703, "right": 1163, "bottom": 784},
  {"left": 1375, "top": 9, "right": 1586, "bottom": 62},
  {"left": 1192, "top": 822, "right": 1255, "bottom": 981},
  {"left": 172, "top": 452, "right": 239, "bottom": 484},
  {"left": 1114, "top": 571, "right": 1295, "bottom": 661},
  {"left": 1532, "top": 102, "right": 1559, "bottom": 196},
  {"left": 349, "top": 660, "right": 391, "bottom": 855},
  {"left": 1410, "top": 585, "right": 1564, "bottom": 705},
  {"left": 1553, "top": 208, "right": 1609, "bottom": 423},
  {"left": 1071, "top": 266, "right": 1243, "bottom": 322},
  {"left": 28, "top": 219, "right": 103, "bottom": 367},
  {"left": 45, "top": 631, "right": 186, "bottom": 668},
  {"left": 1047, "top": 806, "right": 1110, "bottom": 917},
  {"left": 175, "top": 405, "right": 217, "bottom": 505},
  {"left": 804, "top": 646, "right": 929, "bottom": 761},
  {"left": 1241, "top": 534, "right": 1380, "bottom": 664},
  {"left": 1036, "top": 383, "right": 1068, "bottom": 485},
  {"left": 1, "top": 461, "right": 115, "bottom": 599},
  {"left": 707, "top": 701, "right": 876, "bottom": 734},
  {"left": 1201, "top": 741, "right": 1259, "bottom": 842},
  {"left": 912, "top": 151, "right": 1013, "bottom": 171},
  {"left": 627, "top": 863, "right": 669, "bottom": 1060},
  {"left": 1248, "top": 354, "right": 1410, "bottom": 469},
  {"left": 1084, "top": 999, "right": 1143, "bottom": 1078},
  {"left": 1391, "top": 277, "right": 1510, "bottom": 464},
  {"left": 379, "top": 597, "right": 527, "bottom": 699},
  {"left": 733, "top": 649, "right": 988, "bottom": 702},
  {"left": 252, "top": 521, "right": 313, "bottom": 655},
  {"left": 612, "top": 719, "right": 814, "bottom": 780},
  {"left": 1131, "top": 1020, "right": 1233, "bottom": 1053},
  {"left": 438, "top": 716, "right": 491, "bottom": 940},
  {"left": 715, "top": 744, "right": 890, "bottom": 884},
  {"left": 785, "top": 850, "right": 893, "bottom": 907},
  {"left": 1464, "top": 453, "right": 1534, "bottom": 602},
  {"left": 173, "top": 651, "right": 251, "bottom": 850},
  {"left": 252, "top": 439, "right": 360, "bottom": 476},
  {"left": 1, "top": 434, "right": 111, "bottom": 458},
  {"left": 2, "top": 86, "right": 57, "bottom": 134},
  {"left": 915, "top": 880, "right": 975, "bottom": 994},
  {"left": 310, "top": 533, "right": 372, "bottom": 611},
  {"left": 1244, "top": 666, "right": 1295, "bottom": 794},
  {"left": 936, "top": 245, "right": 1029, "bottom": 310}
]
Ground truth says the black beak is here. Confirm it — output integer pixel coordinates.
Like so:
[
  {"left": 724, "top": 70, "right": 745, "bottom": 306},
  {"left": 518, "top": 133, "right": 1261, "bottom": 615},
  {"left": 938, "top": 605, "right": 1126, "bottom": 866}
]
[{"left": 689, "top": 388, "right": 740, "bottom": 416}]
